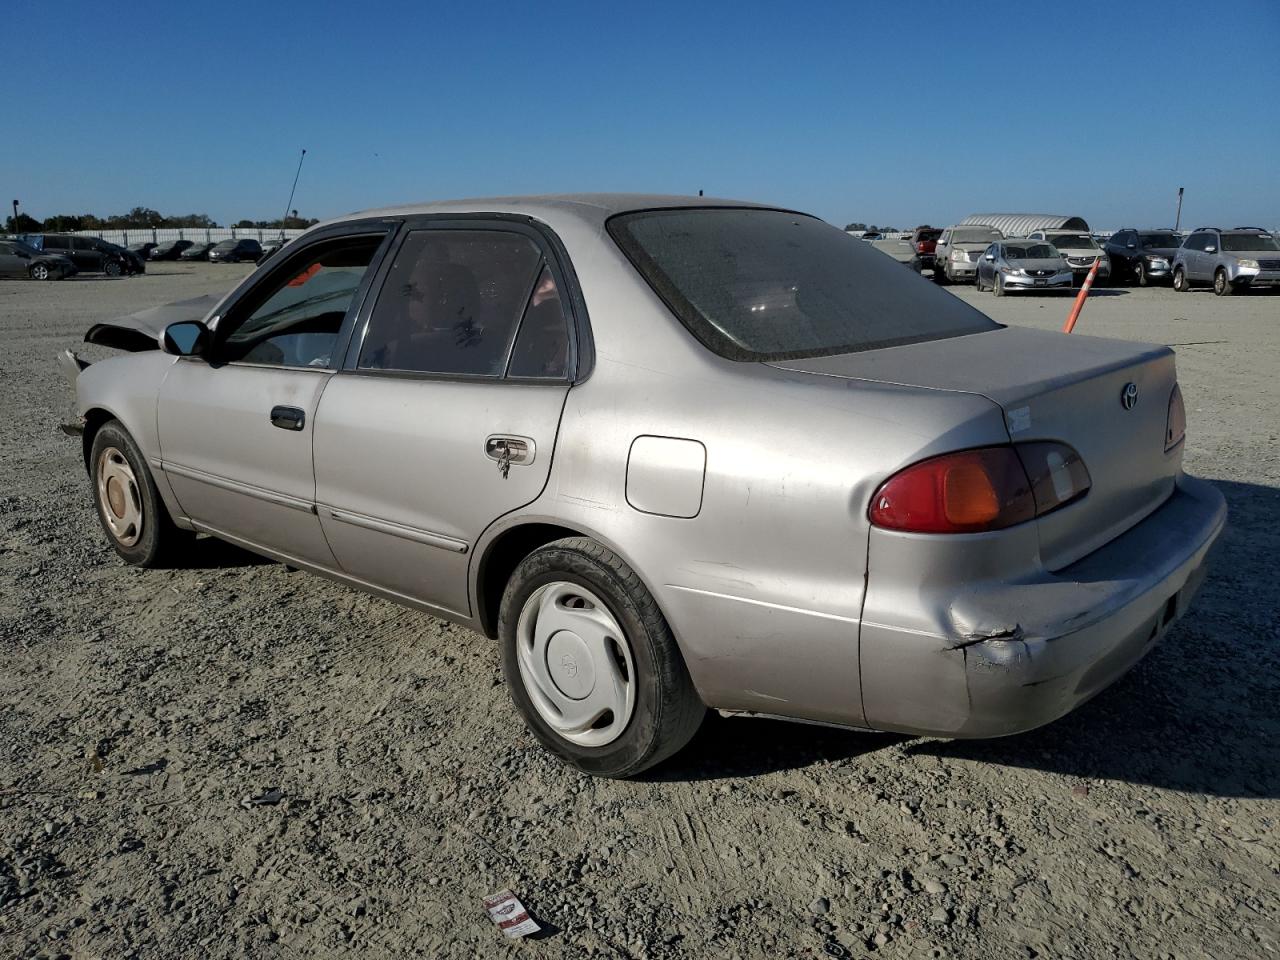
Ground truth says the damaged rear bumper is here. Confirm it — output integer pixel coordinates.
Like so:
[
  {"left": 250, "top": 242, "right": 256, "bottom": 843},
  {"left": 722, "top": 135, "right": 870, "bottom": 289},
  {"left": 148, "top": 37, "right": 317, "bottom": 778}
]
[{"left": 859, "top": 474, "right": 1226, "bottom": 738}]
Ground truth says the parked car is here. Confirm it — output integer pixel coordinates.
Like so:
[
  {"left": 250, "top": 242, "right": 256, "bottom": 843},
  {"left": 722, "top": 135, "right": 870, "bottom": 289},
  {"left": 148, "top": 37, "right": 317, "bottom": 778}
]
[
  {"left": 869, "top": 235, "right": 919, "bottom": 269},
  {"left": 150, "top": 239, "right": 195, "bottom": 261},
  {"left": 113, "top": 242, "right": 147, "bottom": 275},
  {"left": 1025, "top": 230, "right": 1110, "bottom": 284},
  {"left": 974, "top": 240, "right": 1073, "bottom": 295},
  {"left": 22, "top": 234, "right": 133, "bottom": 277},
  {"left": 257, "top": 237, "right": 292, "bottom": 264},
  {"left": 63, "top": 194, "right": 1225, "bottom": 778},
  {"left": 1172, "top": 227, "right": 1280, "bottom": 296},
  {"left": 911, "top": 226, "right": 942, "bottom": 273},
  {"left": 933, "top": 224, "right": 1004, "bottom": 283},
  {"left": 179, "top": 241, "right": 217, "bottom": 262},
  {"left": 0, "top": 238, "right": 77, "bottom": 280},
  {"left": 128, "top": 242, "right": 158, "bottom": 261},
  {"left": 1105, "top": 230, "right": 1182, "bottom": 286},
  {"left": 208, "top": 238, "right": 263, "bottom": 263}
]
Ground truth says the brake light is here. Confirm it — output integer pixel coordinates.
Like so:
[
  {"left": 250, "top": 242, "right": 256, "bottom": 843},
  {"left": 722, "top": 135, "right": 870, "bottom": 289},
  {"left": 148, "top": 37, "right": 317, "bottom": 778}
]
[
  {"left": 869, "top": 443, "right": 1090, "bottom": 534},
  {"left": 1165, "top": 384, "right": 1186, "bottom": 451}
]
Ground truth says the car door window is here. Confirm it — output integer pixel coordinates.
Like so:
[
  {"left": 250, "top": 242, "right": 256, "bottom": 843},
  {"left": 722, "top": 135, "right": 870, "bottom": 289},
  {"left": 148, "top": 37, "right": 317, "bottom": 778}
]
[
  {"left": 215, "top": 235, "right": 383, "bottom": 368},
  {"left": 358, "top": 229, "right": 552, "bottom": 377}
]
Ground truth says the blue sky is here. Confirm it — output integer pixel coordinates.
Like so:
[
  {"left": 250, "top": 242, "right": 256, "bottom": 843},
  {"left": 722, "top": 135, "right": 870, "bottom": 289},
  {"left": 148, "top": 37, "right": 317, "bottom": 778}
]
[{"left": 5, "top": 1, "right": 1278, "bottom": 230}]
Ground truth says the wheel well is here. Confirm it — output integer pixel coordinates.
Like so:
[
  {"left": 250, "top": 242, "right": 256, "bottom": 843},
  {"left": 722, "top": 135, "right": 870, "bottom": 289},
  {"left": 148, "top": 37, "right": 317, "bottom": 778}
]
[
  {"left": 476, "top": 522, "right": 584, "bottom": 639},
  {"left": 81, "top": 408, "right": 115, "bottom": 473}
]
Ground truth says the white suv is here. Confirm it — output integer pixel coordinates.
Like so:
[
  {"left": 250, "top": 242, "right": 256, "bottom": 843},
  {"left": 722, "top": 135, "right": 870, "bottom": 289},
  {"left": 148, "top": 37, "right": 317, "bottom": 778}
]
[{"left": 933, "top": 225, "right": 1004, "bottom": 283}]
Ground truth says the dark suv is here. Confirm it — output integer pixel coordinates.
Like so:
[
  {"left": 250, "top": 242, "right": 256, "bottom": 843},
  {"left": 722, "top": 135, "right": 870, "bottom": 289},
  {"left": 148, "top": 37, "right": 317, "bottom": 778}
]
[
  {"left": 1104, "top": 229, "right": 1182, "bottom": 286},
  {"left": 21, "top": 234, "right": 140, "bottom": 276},
  {"left": 208, "top": 238, "right": 263, "bottom": 263}
]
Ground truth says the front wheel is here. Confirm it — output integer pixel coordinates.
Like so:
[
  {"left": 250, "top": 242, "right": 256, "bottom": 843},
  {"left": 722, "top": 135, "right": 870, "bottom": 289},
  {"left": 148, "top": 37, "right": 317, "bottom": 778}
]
[
  {"left": 103, "top": 260, "right": 122, "bottom": 277},
  {"left": 1173, "top": 266, "right": 1189, "bottom": 292},
  {"left": 1213, "top": 268, "right": 1234, "bottom": 297},
  {"left": 90, "top": 420, "right": 190, "bottom": 566},
  {"left": 1135, "top": 261, "right": 1148, "bottom": 287},
  {"left": 499, "top": 538, "right": 705, "bottom": 778},
  {"left": 993, "top": 273, "right": 1005, "bottom": 297},
  {"left": 29, "top": 263, "right": 51, "bottom": 281}
]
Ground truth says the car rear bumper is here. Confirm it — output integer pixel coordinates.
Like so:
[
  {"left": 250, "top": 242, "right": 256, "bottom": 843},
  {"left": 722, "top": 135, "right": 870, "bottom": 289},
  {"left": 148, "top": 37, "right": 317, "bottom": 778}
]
[{"left": 859, "top": 474, "right": 1226, "bottom": 738}]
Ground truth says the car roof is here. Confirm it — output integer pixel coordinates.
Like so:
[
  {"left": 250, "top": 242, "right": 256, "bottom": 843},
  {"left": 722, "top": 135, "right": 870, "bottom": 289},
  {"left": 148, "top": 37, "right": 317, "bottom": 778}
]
[{"left": 313, "top": 193, "right": 776, "bottom": 232}]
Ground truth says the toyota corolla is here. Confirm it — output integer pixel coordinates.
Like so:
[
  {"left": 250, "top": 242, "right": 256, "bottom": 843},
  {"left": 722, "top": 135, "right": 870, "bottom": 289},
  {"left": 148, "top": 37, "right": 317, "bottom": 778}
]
[{"left": 62, "top": 195, "right": 1226, "bottom": 778}]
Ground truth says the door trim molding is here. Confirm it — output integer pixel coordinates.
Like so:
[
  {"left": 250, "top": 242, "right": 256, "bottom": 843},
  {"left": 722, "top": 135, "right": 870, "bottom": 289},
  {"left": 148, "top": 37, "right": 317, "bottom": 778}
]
[
  {"left": 158, "top": 460, "right": 316, "bottom": 514},
  {"left": 322, "top": 505, "right": 469, "bottom": 554}
]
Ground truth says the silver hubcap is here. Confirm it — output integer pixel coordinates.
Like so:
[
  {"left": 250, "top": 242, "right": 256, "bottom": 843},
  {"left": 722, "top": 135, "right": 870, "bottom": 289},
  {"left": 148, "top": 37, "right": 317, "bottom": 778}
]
[
  {"left": 33, "top": 265, "right": 48, "bottom": 279},
  {"left": 96, "top": 447, "right": 143, "bottom": 546},
  {"left": 515, "top": 581, "right": 636, "bottom": 747}
]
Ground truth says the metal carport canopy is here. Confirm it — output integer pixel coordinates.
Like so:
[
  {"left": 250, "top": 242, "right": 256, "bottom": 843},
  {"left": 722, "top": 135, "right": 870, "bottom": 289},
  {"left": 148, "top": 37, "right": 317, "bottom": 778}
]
[{"left": 958, "top": 214, "right": 1090, "bottom": 237}]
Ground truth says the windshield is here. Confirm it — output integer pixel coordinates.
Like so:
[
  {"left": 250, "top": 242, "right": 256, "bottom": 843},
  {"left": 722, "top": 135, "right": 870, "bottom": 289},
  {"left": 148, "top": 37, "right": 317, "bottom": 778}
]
[
  {"left": 953, "top": 228, "right": 1002, "bottom": 243},
  {"left": 1139, "top": 233, "right": 1181, "bottom": 249},
  {"left": 1005, "top": 243, "right": 1058, "bottom": 260},
  {"left": 1221, "top": 232, "right": 1280, "bottom": 252},
  {"left": 212, "top": 241, "right": 237, "bottom": 251},
  {"left": 8, "top": 239, "right": 44, "bottom": 256},
  {"left": 916, "top": 230, "right": 941, "bottom": 241},
  {"left": 1049, "top": 233, "right": 1099, "bottom": 250},
  {"left": 608, "top": 208, "right": 1000, "bottom": 361}
]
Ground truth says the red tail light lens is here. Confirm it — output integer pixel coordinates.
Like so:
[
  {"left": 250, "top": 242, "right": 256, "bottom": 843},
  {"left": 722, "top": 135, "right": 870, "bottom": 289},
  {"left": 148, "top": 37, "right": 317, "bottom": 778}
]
[
  {"left": 1165, "top": 383, "right": 1186, "bottom": 451},
  {"left": 869, "top": 443, "right": 1090, "bottom": 534}
]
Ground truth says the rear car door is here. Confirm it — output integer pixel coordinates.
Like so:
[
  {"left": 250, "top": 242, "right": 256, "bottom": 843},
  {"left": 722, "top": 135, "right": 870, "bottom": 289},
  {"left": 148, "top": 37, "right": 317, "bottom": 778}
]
[
  {"left": 312, "top": 218, "right": 579, "bottom": 617},
  {"left": 0, "top": 242, "right": 25, "bottom": 277},
  {"left": 156, "top": 223, "right": 396, "bottom": 566}
]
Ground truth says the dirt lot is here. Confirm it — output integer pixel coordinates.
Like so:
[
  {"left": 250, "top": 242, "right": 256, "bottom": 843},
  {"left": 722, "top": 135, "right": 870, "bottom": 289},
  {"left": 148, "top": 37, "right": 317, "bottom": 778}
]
[{"left": 1, "top": 263, "right": 1277, "bottom": 959}]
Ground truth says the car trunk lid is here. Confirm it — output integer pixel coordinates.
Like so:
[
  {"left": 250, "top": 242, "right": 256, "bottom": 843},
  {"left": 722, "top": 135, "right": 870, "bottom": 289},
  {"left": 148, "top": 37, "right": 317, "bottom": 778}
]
[{"left": 769, "top": 325, "right": 1182, "bottom": 569}]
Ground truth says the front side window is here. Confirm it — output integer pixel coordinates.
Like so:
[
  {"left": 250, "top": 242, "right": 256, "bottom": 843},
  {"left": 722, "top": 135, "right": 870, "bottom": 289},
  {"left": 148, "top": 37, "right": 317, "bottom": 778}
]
[
  {"left": 216, "top": 236, "right": 382, "bottom": 367},
  {"left": 358, "top": 229, "right": 567, "bottom": 378},
  {"left": 608, "top": 208, "right": 999, "bottom": 361}
]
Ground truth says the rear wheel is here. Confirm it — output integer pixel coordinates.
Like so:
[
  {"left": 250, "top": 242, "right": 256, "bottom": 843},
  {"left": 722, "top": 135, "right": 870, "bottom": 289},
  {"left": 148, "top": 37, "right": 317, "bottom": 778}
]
[
  {"left": 103, "top": 260, "right": 122, "bottom": 278},
  {"left": 90, "top": 420, "right": 190, "bottom": 566},
  {"left": 1213, "top": 268, "right": 1234, "bottom": 297},
  {"left": 1173, "top": 266, "right": 1189, "bottom": 292},
  {"left": 29, "top": 263, "right": 51, "bottom": 281},
  {"left": 499, "top": 537, "right": 704, "bottom": 778}
]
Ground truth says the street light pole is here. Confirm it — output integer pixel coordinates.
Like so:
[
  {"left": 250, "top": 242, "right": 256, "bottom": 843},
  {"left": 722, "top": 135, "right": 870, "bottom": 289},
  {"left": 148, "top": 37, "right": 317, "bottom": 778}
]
[
  {"left": 11, "top": 199, "right": 18, "bottom": 230},
  {"left": 1174, "top": 187, "right": 1184, "bottom": 232},
  {"left": 280, "top": 149, "right": 306, "bottom": 240}
]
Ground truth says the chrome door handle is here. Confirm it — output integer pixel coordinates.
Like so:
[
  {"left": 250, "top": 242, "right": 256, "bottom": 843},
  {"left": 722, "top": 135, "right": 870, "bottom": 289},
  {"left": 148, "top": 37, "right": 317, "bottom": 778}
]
[{"left": 485, "top": 435, "right": 534, "bottom": 479}]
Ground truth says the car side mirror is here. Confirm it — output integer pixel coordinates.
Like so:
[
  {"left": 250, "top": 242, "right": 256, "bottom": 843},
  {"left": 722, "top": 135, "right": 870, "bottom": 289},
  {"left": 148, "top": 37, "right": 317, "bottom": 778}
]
[
  {"left": 162, "top": 320, "right": 210, "bottom": 357},
  {"left": 984, "top": 254, "right": 995, "bottom": 261},
  {"left": 1126, "top": 242, "right": 1136, "bottom": 249},
  {"left": 1205, "top": 246, "right": 1216, "bottom": 254}
]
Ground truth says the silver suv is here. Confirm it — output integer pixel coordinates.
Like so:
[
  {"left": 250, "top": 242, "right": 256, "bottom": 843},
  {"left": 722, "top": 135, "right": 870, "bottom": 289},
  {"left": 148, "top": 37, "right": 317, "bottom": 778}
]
[
  {"left": 933, "top": 224, "right": 1003, "bottom": 283},
  {"left": 1173, "top": 228, "right": 1280, "bottom": 296}
]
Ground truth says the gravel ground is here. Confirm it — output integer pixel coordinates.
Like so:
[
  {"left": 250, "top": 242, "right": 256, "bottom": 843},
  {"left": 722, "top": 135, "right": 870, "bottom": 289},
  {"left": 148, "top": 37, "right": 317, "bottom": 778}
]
[{"left": 1, "top": 263, "right": 1277, "bottom": 959}]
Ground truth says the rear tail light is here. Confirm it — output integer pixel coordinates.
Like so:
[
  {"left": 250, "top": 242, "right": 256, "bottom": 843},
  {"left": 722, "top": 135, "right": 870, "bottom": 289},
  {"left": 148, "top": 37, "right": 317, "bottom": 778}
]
[
  {"left": 1165, "top": 384, "right": 1186, "bottom": 451},
  {"left": 869, "top": 443, "right": 1090, "bottom": 534}
]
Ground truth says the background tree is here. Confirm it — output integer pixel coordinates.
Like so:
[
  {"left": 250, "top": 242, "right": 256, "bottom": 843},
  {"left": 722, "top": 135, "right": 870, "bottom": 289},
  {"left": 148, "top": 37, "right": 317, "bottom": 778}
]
[{"left": 4, "top": 213, "right": 43, "bottom": 233}]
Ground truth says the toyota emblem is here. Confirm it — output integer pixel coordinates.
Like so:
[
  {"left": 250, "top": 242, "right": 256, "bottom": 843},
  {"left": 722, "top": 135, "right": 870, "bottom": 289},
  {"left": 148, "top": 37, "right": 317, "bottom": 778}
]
[{"left": 1120, "top": 382, "right": 1139, "bottom": 410}]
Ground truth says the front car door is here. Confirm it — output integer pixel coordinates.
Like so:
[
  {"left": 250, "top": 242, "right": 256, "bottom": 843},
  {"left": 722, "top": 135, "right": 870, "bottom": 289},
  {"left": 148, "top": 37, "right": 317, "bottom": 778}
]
[
  {"left": 312, "top": 218, "right": 579, "bottom": 617},
  {"left": 71, "top": 237, "right": 102, "bottom": 271},
  {"left": 155, "top": 223, "right": 396, "bottom": 566},
  {"left": 0, "top": 242, "right": 26, "bottom": 277},
  {"left": 1184, "top": 232, "right": 1209, "bottom": 281}
]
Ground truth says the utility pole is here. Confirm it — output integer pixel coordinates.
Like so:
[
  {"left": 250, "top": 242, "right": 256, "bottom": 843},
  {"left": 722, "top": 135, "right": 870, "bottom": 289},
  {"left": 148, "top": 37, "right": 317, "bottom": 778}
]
[
  {"left": 280, "top": 149, "right": 306, "bottom": 239},
  {"left": 1174, "top": 187, "right": 1184, "bottom": 232},
  {"left": 11, "top": 199, "right": 18, "bottom": 230}
]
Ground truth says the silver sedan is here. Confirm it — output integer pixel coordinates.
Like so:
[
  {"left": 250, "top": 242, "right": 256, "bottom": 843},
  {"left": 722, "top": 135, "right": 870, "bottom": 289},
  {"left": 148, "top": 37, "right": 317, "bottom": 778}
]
[
  {"left": 975, "top": 241, "right": 1074, "bottom": 295},
  {"left": 64, "top": 195, "right": 1226, "bottom": 777}
]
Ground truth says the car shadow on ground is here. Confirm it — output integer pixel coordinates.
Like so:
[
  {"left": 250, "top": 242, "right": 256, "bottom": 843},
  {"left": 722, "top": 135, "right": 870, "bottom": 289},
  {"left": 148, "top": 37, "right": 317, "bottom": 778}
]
[
  {"left": 658, "top": 479, "right": 1280, "bottom": 798},
  {"left": 168, "top": 533, "right": 273, "bottom": 570}
]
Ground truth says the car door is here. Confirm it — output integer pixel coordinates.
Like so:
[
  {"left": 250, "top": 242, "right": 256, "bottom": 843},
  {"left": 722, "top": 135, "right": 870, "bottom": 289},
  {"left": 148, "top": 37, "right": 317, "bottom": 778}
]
[
  {"left": 312, "top": 219, "right": 579, "bottom": 617},
  {"left": 1183, "top": 232, "right": 1208, "bottom": 280},
  {"left": 0, "top": 242, "right": 25, "bottom": 277},
  {"left": 156, "top": 223, "right": 397, "bottom": 566}
]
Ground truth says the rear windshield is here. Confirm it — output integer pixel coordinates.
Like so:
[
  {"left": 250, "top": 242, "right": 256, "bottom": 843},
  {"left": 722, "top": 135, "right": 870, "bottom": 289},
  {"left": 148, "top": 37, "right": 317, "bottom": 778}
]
[
  {"left": 1221, "top": 232, "right": 1279, "bottom": 252},
  {"left": 608, "top": 208, "right": 1000, "bottom": 361}
]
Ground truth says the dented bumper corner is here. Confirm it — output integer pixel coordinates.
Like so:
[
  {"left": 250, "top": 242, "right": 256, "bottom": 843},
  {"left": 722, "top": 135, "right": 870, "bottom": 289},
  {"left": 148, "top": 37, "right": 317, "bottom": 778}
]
[{"left": 859, "top": 474, "right": 1226, "bottom": 738}]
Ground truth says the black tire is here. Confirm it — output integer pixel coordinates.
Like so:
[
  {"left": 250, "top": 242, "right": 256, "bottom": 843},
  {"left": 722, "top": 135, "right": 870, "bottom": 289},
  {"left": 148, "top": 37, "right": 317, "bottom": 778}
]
[
  {"left": 89, "top": 420, "right": 190, "bottom": 567},
  {"left": 103, "top": 260, "right": 122, "bottom": 277},
  {"left": 29, "top": 263, "right": 51, "bottom": 281},
  {"left": 933, "top": 262, "right": 949, "bottom": 285},
  {"left": 1213, "top": 268, "right": 1233, "bottom": 297},
  {"left": 1135, "top": 261, "right": 1149, "bottom": 287},
  {"left": 993, "top": 272, "right": 1005, "bottom": 297},
  {"left": 973, "top": 271, "right": 985, "bottom": 292},
  {"left": 1173, "top": 266, "right": 1189, "bottom": 292},
  {"left": 498, "top": 537, "right": 705, "bottom": 778}
]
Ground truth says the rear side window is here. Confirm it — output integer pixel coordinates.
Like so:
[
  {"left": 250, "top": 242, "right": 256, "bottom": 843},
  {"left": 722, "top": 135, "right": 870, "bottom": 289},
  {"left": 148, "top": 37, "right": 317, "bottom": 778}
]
[
  {"left": 608, "top": 208, "right": 999, "bottom": 361},
  {"left": 358, "top": 229, "right": 565, "bottom": 377}
]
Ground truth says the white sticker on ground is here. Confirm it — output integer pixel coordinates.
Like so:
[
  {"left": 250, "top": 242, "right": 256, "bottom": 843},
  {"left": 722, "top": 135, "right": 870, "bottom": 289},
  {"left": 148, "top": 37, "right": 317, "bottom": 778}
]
[{"left": 483, "top": 889, "right": 541, "bottom": 939}]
